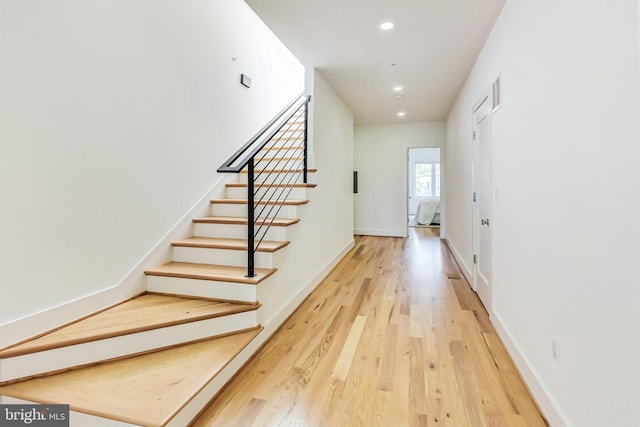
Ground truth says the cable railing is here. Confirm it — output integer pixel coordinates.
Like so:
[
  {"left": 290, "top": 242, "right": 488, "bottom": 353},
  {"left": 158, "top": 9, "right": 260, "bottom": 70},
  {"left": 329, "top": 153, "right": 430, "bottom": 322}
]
[{"left": 218, "top": 94, "right": 311, "bottom": 277}]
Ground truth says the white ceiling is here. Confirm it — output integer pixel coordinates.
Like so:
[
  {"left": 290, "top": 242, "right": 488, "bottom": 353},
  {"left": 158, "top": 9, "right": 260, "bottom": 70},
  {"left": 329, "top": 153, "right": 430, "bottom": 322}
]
[{"left": 245, "top": 0, "right": 506, "bottom": 124}]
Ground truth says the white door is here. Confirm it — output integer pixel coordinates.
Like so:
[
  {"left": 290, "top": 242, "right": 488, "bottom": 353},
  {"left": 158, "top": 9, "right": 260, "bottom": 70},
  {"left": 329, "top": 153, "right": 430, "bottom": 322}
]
[{"left": 473, "top": 94, "right": 493, "bottom": 311}]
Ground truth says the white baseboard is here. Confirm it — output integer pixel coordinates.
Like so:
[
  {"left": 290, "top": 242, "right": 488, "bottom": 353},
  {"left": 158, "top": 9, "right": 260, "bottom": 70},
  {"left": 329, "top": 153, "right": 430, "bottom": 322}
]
[
  {"left": 491, "top": 309, "right": 570, "bottom": 427},
  {"left": 174, "top": 238, "right": 355, "bottom": 426},
  {"left": 262, "top": 238, "right": 355, "bottom": 331},
  {"left": 354, "top": 228, "right": 405, "bottom": 237},
  {"left": 1, "top": 239, "right": 356, "bottom": 427},
  {"left": 0, "top": 175, "right": 233, "bottom": 349},
  {"left": 443, "top": 236, "right": 472, "bottom": 284},
  {"left": 443, "top": 235, "right": 567, "bottom": 425}
]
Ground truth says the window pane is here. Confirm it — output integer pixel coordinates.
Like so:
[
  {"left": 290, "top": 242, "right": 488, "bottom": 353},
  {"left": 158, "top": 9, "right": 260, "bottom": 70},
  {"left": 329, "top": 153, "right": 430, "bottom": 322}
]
[
  {"left": 416, "top": 162, "right": 439, "bottom": 197},
  {"left": 415, "top": 163, "right": 433, "bottom": 197}
]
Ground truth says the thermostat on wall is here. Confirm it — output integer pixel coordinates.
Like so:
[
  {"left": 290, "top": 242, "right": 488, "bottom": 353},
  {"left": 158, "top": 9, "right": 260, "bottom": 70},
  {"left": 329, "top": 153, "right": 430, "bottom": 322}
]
[{"left": 240, "top": 74, "right": 252, "bottom": 88}]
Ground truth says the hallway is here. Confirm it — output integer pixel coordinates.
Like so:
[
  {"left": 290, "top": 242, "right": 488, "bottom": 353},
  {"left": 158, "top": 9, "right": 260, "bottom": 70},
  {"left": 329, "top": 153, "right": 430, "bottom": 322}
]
[{"left": 193, "top": 228, "right": 547, "bottom": 426}]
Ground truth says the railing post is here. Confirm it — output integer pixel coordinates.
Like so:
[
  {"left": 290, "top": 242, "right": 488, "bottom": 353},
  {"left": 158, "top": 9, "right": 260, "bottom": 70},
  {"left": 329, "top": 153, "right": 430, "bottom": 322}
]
[
  {"left": 246, "top": 158, "right": 256, "bottom": 278},
  {"left": 303, "top": 99, "right": 309, "bottom": 184}
]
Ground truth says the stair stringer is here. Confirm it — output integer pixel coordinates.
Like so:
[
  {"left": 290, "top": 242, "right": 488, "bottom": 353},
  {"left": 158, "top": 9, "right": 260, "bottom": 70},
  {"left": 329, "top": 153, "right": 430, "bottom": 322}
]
[{"left": 0, "top": 174, "right": 237, "bottom": 350}]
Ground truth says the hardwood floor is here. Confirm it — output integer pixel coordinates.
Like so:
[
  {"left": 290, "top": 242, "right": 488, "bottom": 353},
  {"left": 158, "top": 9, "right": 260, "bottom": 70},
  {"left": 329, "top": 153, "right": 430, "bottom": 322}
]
[{"left": 192, "top": 228, "right": 547, "bottom": 427}]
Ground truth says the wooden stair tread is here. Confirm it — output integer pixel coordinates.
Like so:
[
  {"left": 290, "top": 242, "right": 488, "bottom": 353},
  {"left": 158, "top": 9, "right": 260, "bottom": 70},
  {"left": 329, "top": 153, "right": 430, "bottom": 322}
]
[
  {"left": 0, "top": 327, "right": 262, "bottom": 427},
  {"left": 0, "top": 294, "right": 258, "bottom": 358},
  {"left": 172, "top": 237, "right": 290, "bottom": 252},
  {"left": 240, "top": 168, "right": 317, "bottom": 174},
  {"left": 259, "top": 146, "right": 304, "bottom": 151},
  {"left": 192, "top": 216, "right": 300, "bottom": 226},
  {"left": 145, "top": 262, "right": 276, "bottom": 284},
  {"left": 275, "top": 129, "right": 303, "bottom": 133},
  {"left": 257, "top": 156, "right": 304, "bottom": 162},
  {"left": 211, "top": 198, "right": 309, "bottom": 206},
  {"left": 226, "top": 183, "right": 317, "bottom": 188}
]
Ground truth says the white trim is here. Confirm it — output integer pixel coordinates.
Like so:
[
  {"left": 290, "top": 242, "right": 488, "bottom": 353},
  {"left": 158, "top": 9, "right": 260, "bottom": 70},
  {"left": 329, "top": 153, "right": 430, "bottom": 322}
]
[
  {"left": 491, "top": 309, "right": 571, "bottom": 427},
  {"left": 1, "top": 239, "right": 355, "bottom": 426},
  {"left": 443, "top": 237, "right": 473, "bottom": 284},
  {"left": 1, "top": 310, "right": 258, "bottom": 383},
  {"left": 354, "top": 228, "right": 406, "bottom": 237},
  {"left": 166, "top": 236, "right": 354, "bottom": 427},
  {"left": 259, "top": 238, "right": 355, "bottom": 328},
  {"left": 0, "top": 175, "right": 234, "bottom": 349},
  {"left": 446, "top": 232, "right": 568, "bottom": 426}
]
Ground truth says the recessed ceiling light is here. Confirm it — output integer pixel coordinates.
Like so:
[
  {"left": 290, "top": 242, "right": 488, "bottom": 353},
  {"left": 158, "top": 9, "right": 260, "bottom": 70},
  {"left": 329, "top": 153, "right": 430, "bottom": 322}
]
[
  {"left": 397, "top": 111, "right": 406, "bottom": 117},
  {"left": 380, "top": 22, "right": 394, "bottom": 30},
  {"left": 393, "top": 86, "right": 403, "bottom": 92},
  {"left": 394, "top": 94, "right": 404, "bottom": 99}
]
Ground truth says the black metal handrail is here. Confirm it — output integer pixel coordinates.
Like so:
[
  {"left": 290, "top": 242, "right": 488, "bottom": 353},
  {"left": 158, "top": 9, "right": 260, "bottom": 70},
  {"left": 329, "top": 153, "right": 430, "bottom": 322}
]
[{"left": 218, "top": 94, "right": 311, "bottom": 277}]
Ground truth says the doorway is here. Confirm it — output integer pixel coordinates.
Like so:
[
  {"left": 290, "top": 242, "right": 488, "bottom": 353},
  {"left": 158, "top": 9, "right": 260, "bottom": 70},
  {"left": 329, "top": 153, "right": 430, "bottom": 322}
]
[
  {"left": 472, "top": 92, "right": 493, "bottom": 312},
  {"left": 407, "top": 147, "right": 441, "bottom": 233}
]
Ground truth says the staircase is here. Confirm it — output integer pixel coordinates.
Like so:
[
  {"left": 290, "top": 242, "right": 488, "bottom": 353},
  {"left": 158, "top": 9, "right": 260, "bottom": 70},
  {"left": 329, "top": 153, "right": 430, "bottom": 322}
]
[{"left": 0, "top": 95, "right": 315, "bottom": 426}]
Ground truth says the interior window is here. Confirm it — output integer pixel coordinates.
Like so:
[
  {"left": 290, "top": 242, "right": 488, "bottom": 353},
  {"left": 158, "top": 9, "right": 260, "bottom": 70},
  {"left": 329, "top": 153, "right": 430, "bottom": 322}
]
[{"left": 415, "top": 162, "right": 440, "bottom": 197}]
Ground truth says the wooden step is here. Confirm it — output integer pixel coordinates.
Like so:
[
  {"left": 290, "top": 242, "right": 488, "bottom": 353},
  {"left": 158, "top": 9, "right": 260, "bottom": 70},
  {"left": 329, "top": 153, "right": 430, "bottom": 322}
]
[
  {"left": 172, "top": 237, "right": 290, "bottom": 253},
  {"left": 0, "top": 294, "right": 261, "bottom": 384},
  {"left": 0, "top": 294, "right": 257, "bottom": 359},
  {"left": 259, "top": 145, "right": 304, "bottom": 152},
  {"left": 226, "top": 183, "right": 317, "bottom": 188},
  {"left": 270, "top": 135, "right": 304, "bottom": 143},
  {"left": 210, "top": 198, "right": 309, "bottom": 206},
  {"left": 145, "top": 262, "right": 276, "bottom": 285},
  {"left": 275, "top": 128, "right": 304, "bottom": 133},
  {"left": 0, "top": 327, "right": 262, "bottom": 427},
  {"left": 192, "top": 216, "right": 300, "bottom": 227},
  {"left": 240, "top": 168, "right": 317, "bottom": 174},
  {"left": 257, "top": 156, "right": 304, "bottom": 163}
]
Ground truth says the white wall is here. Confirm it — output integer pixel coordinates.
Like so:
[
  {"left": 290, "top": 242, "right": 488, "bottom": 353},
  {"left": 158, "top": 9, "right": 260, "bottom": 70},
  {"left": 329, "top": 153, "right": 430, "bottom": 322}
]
[
  {"left": 354, "top": 122, "right": 444, "bottom": 237},
  {"left": 0, "top": 0, "right": 304, "bottom": 342},
  {"left": 258, "top": 69, "right": 355, "bottom": 326},
  {"left": 445, "top": 1, "right": 640, "bottom": 426},
  {"left": 409, "top": 148, "right": 441, "bottom": 165}
]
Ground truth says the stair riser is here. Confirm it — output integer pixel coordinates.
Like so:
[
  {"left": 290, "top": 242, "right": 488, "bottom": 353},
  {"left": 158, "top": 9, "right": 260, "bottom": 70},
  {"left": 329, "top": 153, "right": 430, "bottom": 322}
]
[
  {"left": 0, "top": 329, "right": 266, "bottom": 427},
  {"left": 172, "top": 246, "right": 282, "bottom": 269},
  {"left": 193, "top": 223, "right": 290, "bottom": 241},
  {"left": 0, "top": 310, "right": 258, "bottom": 384},
  {"left": 210, "top": 203, "right": 300, "bottom": 218},
  {"left": 239, "top": 172, "right": 312, "bottom": 185},
  {"left": 226, "top": 186, "right": 308, "bottom": 200},
  {"left": 146, "top": 275, "right": 271, "bottom": 303}
]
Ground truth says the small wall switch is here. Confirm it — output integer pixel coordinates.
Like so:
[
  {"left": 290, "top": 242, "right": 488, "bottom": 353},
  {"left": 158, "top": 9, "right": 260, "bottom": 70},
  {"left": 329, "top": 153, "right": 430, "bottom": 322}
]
[{"left": 240, "top": 74, "right": 252, "bottom": 88}]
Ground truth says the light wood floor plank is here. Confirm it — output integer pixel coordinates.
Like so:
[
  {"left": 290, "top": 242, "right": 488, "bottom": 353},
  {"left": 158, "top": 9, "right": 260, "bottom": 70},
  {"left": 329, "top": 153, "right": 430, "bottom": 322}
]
[
  {"left": 192, "top": 228, "right": 548, "bottom": 427},
  {"left": 331, "top": 315, "right": 367, "bottom": 381}
]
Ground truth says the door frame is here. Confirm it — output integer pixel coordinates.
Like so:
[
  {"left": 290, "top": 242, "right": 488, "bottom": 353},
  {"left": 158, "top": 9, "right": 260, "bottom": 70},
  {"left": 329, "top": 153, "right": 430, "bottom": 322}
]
[
  {"left": 405, "top": 146, "right": 444, "bottom": 238},
  {"left": 471, "top": 88, "right": 494, "bottom": 310}
]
